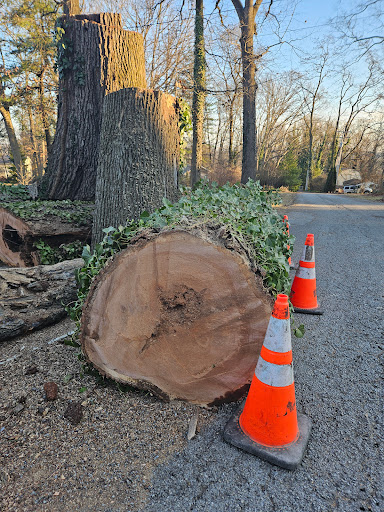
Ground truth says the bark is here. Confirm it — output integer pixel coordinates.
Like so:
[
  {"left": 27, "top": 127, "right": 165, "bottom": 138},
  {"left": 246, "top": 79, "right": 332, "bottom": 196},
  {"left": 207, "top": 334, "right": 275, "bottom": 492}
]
[
  {"left": 0, "top": 203, "right": 92, "bottom": 267},
  {"left": 92, "top": 88, "right": 180, "bottom": 246},
  {"left": 0, "top": 103, "right": 24, "bottom": 179},
  {"left": 191, "top": 0, "right": 206, "bottom": 186},
  {"left": 0, "top": 258, "right": 83, "bottom": 342},
  {"left": 228, "top": 97, "right": 236, "bottom": 165},
  {"left": 38, "top": 70, "right": 52, "bottom": 153},
  {"left": 81, "top": 226, "right": 273, "bottom": 406},
  {"left": 63, "top": 0, "right": 81, "bottom": 16},
  {"left": 27, "top": 106, "right": 40, "bottom": 177},
  {"left": 41, "top": 13, "right": 146, "bottom": 200},
  {"left": 240, "top": 11, "right": 257, "bottom": 183}
]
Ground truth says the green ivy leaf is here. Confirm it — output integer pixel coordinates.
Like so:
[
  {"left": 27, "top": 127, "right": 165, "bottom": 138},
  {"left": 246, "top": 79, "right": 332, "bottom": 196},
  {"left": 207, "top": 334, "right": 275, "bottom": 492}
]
[{"left": 293, "top": 324, "right": 305, "bottom": 338}]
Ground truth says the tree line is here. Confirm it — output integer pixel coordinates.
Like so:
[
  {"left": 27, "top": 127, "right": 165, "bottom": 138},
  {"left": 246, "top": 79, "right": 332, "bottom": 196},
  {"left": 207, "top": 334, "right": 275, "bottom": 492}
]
[{"left": 0, "top": 0, "right": 383, "bottom": 191}]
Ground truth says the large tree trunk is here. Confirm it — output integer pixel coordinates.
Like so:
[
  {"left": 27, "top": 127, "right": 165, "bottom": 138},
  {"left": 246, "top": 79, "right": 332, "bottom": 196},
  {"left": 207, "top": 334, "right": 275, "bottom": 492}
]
[
  {"left": 41, "top": 13, "right": 146, "bottom": 201},
  {"left": 0, "top": 258, "right": 83, "bottom": 342},
  {"left": 92, "top": 88, "right": 180, "bottom": 246},
  {"left": 190, "top": 0, "right": 206, "bottom": 186},
  {"left": 81, "top": 226, "right": 273, "bottom": 406},
  {"left": 0, "top": 203, "right": 92, "bottom": 267}
]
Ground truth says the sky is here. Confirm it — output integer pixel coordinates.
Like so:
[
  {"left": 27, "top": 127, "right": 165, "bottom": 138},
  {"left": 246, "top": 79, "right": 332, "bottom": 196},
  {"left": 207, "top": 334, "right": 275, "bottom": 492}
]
[
  {"left": 202, "top": 1, "right": 346, "bottom": 67},
  {"left": 192, "top": 0, "right": 383, "bottom": 123}
]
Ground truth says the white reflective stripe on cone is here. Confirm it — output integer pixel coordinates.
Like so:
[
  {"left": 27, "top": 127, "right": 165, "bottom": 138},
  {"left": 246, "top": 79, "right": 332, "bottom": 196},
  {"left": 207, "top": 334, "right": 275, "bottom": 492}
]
[
  {"left": 295, "top": 266, "right": 316, "bottom": 280},
  {"left": 255, "top": 357, "right": 294, "bottom": 387},
  {"left": 263, "top": 317, "right": 292, "bottom": 353},
  {"left": 301, "top": 245, "right": 315, "bottom": 262}
]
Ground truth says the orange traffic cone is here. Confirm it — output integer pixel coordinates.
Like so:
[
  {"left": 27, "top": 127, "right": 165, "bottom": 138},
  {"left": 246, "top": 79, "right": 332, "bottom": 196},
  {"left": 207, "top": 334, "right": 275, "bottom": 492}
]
[
  {"left": 290, "top": 234, "right": 323, "bottom": 315},
  {"left": 283, "top": 215, "right": 292, "bottom": 266},
  {"left": 223, "top": 294, "right": 311, "bottom": 470}
]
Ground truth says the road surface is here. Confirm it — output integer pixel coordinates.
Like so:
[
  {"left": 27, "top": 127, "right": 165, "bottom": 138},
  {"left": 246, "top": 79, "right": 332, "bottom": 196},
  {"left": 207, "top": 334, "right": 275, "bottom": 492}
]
[
  {"left": 1, "top": 193, "right": 382, "bottom": 512},
  {"left": 147, "top": 192, "right": 384, "bottom": 512}
]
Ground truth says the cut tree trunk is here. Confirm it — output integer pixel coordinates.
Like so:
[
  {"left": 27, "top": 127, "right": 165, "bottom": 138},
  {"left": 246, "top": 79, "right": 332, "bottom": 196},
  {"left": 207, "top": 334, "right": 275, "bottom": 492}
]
[
  {"left": 0, "top": 203, "right": 92, "bottom": 267},
  {"left": 92, "top": 88, "right": 180, "bottom": 246},
  {"left": 0, "top": 258, "right": 83, "bottom": 342},
  {"left": 41, "top": 13, "right": 146, "bottom": 201},
  {"left": 81, "top": 226, "right": 273, "bottom": 406}
]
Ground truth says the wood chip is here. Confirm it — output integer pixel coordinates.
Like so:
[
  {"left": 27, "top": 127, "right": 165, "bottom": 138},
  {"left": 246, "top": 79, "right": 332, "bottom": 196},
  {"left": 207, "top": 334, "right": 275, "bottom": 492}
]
[{"left": 187, "top": 411, "right": 199, "bottom": 440}]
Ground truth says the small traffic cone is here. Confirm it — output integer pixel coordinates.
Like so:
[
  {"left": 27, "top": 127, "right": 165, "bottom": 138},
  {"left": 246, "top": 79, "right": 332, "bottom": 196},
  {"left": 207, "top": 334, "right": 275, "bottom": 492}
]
[
  {"left": 289, "top": 234, "right": 323, "bottom": 315},
  {"left": 282, "top": 215, "right": 292, "bottom": 267},
  {"left": 223, "top": 294, "right": 311, "bottom": 470}
]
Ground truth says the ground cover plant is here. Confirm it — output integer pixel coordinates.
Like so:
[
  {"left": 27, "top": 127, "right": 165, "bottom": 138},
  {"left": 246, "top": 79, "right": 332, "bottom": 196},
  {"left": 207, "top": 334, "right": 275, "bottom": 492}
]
[
  {"left": 0, "top": 184, "right": 31, "bottom": 201},
  {"left": 33, "top": 239, "right": 84, "bottom": 265},
  {"left": 69, "top": 180, "right": 294, "bottom": 324},
  {"left": 2, "top": 199, "right": 94, "bottom": 225}
]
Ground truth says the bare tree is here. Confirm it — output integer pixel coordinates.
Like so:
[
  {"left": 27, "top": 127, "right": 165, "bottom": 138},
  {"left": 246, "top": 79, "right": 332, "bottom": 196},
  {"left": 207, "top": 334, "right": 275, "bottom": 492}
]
[
  {"left": 337, "top": 1, "right": 384, "bottom": 59},
  {"left": 256, "top": 72, "right": 303, "bottom": 184},
  {"left": 300, "top": 48, "right": 329, "bottom": 190},
  {"left": 228, "top": 0, "right": 267, "bottom": 184},
  {"left": 333, "top": 62, "right": 382, "bottom": 185},
  {"left": 191, "top": 0, "right": 206, "bottom": 186},
  {"left": 87, "top": 1, "right": 195, "bottom": 94}
]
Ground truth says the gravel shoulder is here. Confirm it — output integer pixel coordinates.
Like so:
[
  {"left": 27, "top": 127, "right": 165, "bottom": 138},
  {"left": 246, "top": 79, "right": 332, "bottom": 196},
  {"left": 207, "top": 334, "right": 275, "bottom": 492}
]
[
  {"left": 1, "top": 192, "right": 383, "bottom": 512},
  {"left": 0, "top": 317, "right": 219, "bottom": 511}
]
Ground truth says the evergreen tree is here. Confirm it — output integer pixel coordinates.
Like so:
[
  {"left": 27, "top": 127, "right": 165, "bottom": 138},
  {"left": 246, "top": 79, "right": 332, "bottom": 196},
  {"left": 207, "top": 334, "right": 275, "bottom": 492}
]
[{"left": 279, "top": 148, "right": 302, "bottom": 191}]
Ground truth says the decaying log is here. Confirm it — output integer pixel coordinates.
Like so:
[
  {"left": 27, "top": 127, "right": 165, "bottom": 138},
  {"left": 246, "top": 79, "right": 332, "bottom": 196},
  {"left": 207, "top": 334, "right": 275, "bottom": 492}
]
[
  {"left": 92, "top": 88, "right": 180, "bottom": 246},
  {"left": 81, "top": 226, "right": 274, "bottom": 406},
  {"left": 0, "top": 203, "right": 92, "bottom": 267},
  {"left": 0, "top": 258, "right": 83, "bottom": 342}
]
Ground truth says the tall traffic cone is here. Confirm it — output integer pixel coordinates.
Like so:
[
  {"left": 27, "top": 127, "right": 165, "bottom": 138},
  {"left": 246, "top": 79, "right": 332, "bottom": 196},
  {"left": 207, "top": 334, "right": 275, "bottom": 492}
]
[
  {"left": 290, "top": 234, "right": 323, "bottom": 315},
  {"left": 283, "top": 215, "right": 293, "bottom": 267},
  {"left": 223, "top": 294, "right": 311, "bottom": 470}
]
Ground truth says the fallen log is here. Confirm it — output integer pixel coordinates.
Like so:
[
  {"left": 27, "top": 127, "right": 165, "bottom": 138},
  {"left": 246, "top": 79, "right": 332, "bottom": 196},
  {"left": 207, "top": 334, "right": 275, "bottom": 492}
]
[
  {"left": 0, "top": 258, "right": 83, "bottom": 342},
  {"left": 80, "top": 226, "right": 274, "bottom": 406},
  {"left": 0, "top": 202, "right": 93, "bottom": 267}
]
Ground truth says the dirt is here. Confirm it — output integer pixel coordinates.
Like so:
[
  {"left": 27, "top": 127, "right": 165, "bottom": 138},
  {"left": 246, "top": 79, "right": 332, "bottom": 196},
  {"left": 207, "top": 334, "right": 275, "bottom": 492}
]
[{"left": 0, "top": 317, "right": 217, "bottom": 511}]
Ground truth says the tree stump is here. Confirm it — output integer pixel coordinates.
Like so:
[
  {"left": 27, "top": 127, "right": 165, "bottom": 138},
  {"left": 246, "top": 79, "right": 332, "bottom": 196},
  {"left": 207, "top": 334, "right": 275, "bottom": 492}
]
[
  {"left": 0, "top": 258, "right": 83, "bottom": 341},
  {"left": 92, "top": 88, "right": 180, "bottom": 246},
  {"left": 0, "top": 203, "right": 92, "bottom": 267},
  {"left": 41, "top": 13, "right": 147, "bottom": 201},
  {"left": 81, "top": 227, "right": 273, "bottom": 406}
]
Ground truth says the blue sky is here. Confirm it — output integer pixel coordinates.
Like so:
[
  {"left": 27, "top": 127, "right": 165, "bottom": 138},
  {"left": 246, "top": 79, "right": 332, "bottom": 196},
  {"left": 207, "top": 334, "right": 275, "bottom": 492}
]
[
  {"left": 203, "top": 1, "right": 346, "bottom": 66},
  {"left": 202, "top": 1, "right": 380, "bottom": 113}
]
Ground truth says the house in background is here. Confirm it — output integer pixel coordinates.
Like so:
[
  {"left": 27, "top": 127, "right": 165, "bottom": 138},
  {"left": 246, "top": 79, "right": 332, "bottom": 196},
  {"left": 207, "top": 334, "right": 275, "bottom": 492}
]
[{"left": 336, "top": 168, "right": 362, "bottom": 187}]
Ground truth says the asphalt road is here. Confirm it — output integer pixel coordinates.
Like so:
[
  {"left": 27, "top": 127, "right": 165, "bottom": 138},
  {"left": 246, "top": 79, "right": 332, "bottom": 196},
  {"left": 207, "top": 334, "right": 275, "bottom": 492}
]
[{"left": 146, "top": 192, "right": 384, "bottom": 512}]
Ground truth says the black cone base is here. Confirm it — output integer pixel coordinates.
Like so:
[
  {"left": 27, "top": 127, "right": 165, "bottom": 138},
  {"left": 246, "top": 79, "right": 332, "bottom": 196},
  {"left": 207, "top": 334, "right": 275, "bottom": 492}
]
[
  {"left": 223, "top": 405, "right": 312, "bottom": 470},
  {"left": 293, "top": 306, "right": 324, "bottom": 315}
]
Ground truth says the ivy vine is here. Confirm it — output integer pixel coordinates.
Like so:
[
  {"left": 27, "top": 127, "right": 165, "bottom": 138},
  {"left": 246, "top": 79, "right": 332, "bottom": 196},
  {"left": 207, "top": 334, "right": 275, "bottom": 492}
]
[{"left": 68, "top": 180, "right": 295, "bottom": 325}]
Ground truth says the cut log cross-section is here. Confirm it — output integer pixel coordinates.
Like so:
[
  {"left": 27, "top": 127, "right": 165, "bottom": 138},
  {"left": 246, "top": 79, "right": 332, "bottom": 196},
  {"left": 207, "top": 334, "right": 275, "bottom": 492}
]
[
  {"left": 0, "top": 204, "right": 92, "bottom": 267},
  {"left": 81, "top": 228, "right": 273, "bottom": 406}
]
